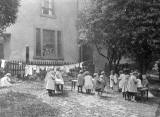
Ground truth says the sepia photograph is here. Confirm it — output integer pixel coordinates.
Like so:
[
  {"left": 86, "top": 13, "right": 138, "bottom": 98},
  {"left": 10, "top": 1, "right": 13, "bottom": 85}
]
[{"left": 0, "top": 0, "right": 160, "bottom": 117}]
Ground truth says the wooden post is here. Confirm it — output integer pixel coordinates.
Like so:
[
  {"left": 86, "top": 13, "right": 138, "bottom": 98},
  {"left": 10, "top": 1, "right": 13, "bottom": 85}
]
[{"left": 26, "top": 46, "right": 29, "bottom": 64}]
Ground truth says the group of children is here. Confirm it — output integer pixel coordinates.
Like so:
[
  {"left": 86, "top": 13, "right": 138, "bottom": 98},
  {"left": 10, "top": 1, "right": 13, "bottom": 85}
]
[
  {"left": 77, "top": 70, "right": 106, "bottom": 95},
  {"left": 45, "top": 68, "right": 64, "bottom": 96},
  {"left": 76, "top": 69, "right": 149, "bottom": 101},
  {"left": 111, "top": 70, "right": 149, "bottom": 102}
]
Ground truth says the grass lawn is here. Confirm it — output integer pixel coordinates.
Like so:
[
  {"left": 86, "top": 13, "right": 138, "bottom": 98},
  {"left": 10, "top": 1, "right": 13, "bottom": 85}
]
[{"left": 0, "top": 91, "right": 59, "bottom": 117}]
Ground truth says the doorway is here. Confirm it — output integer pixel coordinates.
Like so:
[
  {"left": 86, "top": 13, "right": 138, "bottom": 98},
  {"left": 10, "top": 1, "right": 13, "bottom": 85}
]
[{"left": 0, "top": 44, "right": 4, "bottom": 59}]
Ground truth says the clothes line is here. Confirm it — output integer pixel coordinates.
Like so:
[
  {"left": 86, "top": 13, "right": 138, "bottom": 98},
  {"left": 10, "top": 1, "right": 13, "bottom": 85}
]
[{"left": 24, "top": 62, "right": 84, "bottom": 76}]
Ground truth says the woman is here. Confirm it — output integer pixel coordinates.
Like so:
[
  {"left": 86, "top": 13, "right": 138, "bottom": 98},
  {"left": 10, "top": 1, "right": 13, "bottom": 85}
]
[
  {"left": 84, "top": 71, "right": 94, "bottom": 94},
  {"left": 45, "top": 71, "right": 56, "bottom": 96},
  {"left": 109, "top": 70, "right": 114, "bottom": 90},
  {"left": 0, "top": 73, "right": 12, "bottom": 87}
]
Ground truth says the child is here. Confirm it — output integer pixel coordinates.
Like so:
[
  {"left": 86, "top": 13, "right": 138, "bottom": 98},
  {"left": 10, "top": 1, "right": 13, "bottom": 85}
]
[
  {"left": 92, "top": 73, "right": 98, "bottom": 94},
  {"left": 127, "top": 72, "right": 138, "bottom": 102},
  {"left": 84, "top": 71, "right": 94, "bottom": 94},
  {"left": 45, "top": 71, "right": 56, "bottom": 96},
  {"left": 77, "top": 70, "right": 84, "bottom": 93},
  {"left": 113, "top": 73, "right": 119, "bottom": 91},
  {"left": 118, "top": 70, "right": 126, "bottom": 92},
  {"left": 122, "top": 74, "right": 129, "bottom": 100},
  {"left": 109, "top": 70, "right": 114, "bottom": 90}
]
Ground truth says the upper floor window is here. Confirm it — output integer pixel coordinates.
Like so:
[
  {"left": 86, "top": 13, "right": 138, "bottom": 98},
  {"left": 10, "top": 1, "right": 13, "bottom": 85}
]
[{"left": 41, "top": 0, "right": 55, "bottom": 16}]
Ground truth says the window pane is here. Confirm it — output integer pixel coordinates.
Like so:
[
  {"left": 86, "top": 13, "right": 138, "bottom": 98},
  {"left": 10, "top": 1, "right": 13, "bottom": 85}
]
[
  {"left": 57, "top": 31, "right": 63, "bottom": 58},
  {"left": 42, "top": 7, "right": 49, "bottom": 15},
  {"left": 44, "top": 0, "right": 49, "bottom": 8},
  {"left": 42, "top": 0, "right": 54, "bottom": 16},
  {"left": 43, "top": 30, "right": 56, "bottom": 58},
  {"left": 36, "top": 28, "right": 41, "bottom": 56}
]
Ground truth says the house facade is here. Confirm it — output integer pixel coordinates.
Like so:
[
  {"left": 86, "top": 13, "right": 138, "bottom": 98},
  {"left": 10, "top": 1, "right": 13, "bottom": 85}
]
[{"left": 0, "top": 0, "right": 79, "bottom": 63}]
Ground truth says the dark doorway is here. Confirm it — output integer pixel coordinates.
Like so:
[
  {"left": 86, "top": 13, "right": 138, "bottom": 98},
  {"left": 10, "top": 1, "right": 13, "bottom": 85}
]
[
  {"left": 0, "top": 44, "right": 4, "bottom": 59},
  {"left": 82, "top": 44, "right": 93, "bottom": 62}
]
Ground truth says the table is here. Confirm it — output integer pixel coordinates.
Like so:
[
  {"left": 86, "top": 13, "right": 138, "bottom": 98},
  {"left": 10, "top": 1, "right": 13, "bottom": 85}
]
[{"left": 138, "top": 87, "right": 149, "bottom": 100}]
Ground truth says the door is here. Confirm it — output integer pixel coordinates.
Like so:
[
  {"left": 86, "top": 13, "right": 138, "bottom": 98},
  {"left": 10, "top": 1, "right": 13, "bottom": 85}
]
[{"left": 0, "top": 44, "right": 4, "bottom": 59}]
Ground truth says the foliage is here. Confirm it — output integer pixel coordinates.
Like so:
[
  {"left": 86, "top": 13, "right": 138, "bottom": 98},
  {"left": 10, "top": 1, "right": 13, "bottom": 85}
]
[
  {"left": 0, "top": 0, "right": 20, "bottom": 34},
  {"left": 78, "top": 0, "right": 160, "bottom": 73}
]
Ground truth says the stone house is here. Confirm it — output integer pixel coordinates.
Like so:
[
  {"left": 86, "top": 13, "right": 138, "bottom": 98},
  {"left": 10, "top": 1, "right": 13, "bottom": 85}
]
[{"left": 0, "top": 0, "right": 79, "bottom": 63}]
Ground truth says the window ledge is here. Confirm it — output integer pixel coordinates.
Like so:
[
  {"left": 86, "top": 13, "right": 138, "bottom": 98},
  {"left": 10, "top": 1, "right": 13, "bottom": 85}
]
[
  {"left": 40, "top": 14, "right": 56, "bottom": 19},
  {"left": 33, "top": 56, "right": 64, "bottom": 60}
]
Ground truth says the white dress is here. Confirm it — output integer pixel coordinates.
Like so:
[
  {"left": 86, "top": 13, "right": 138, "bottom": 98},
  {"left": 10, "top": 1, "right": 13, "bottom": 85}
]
[
  {"left": 128, "top": 75, "right": 138, "bottom": 93},
  {"left": 0, "top": 76, "right": 12, "bottom": 87},
  {"left": 137, "top": 79, "right": 142, "bottom": 88},
  {"left": 110, "top": 75, "right": 114, "bottom": 88},
  {"left": 45, "top": 72, "right": 56, "bottom": 90},
  {"left": 119, "top": 74, "right": 126, "bottom": 89},
  {"left": 84, "top": 75, "right": 94, "bottom": 90}
]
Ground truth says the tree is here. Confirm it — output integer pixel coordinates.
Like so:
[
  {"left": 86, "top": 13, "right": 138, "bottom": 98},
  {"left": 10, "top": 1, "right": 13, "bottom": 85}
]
[
  {"left": 78, "top": 0, "right": 160, "bottom": 73},
  {"left": 0, "top": 0, "right": 20, "bottom": 35},
  {"left": 78, "top": 0, "right": 132, "bottom": 72}
]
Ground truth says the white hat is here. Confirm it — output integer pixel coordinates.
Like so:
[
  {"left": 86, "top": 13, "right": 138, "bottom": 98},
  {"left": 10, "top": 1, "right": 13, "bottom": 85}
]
[
  {"left": 5, "top": 73, "right": 11, "bottom": 77},
  {"left": 101, "top": 71, "right": 105, "bottom": 74},
  {"left": 94, "top": 73, "right": 98, "bottom": 76}
]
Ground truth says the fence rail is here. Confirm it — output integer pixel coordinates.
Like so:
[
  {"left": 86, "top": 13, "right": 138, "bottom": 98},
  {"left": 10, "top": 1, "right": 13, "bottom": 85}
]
[{"left": 3, "top": 60, "right": 74, "bottom": 77}]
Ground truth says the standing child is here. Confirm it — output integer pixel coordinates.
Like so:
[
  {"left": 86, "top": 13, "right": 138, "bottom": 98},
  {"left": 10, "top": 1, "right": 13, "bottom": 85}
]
[
  {"left": 45, "top": 71, "right": 56, "bottom": 96},
  {"left": 92, "top": 73, "right": 98, "bottom": 94},
  {"left": 122, "top": 74, "right": 129, "bottom": 100},
  {"left": 127, "top": 72, "right": 138, "bottom": 102},
  {"left": 109, "top": 70, "right": 114, "bottom": 90},
  {"left": 113, "top": 73, "right": 119, "bottom": 91},
  {"left": 77, "top": 70, "right": 84, "bottom": 93},
  {"left": 84, "top": 71, "right": 94, "bottom": 94}
]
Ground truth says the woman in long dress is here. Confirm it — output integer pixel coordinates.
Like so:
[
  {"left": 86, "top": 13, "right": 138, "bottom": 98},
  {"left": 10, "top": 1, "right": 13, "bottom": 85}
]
[
  {"left": 45, "top": 71, "right": 56, "bottom": 96},
  {"left": 84, "top": 71, "right": 94, "bottom": 94}
]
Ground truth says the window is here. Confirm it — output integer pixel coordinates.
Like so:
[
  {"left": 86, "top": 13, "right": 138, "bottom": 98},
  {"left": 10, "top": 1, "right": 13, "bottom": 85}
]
[
  {"left": 41, "top": 0, "right": 54, "bottom": 16},
  {"left": 43, "top": 29, "right": 56, "bottom": 58},
  {"left": 35, "top": 28, "right": 63, "bottom": 59}
]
